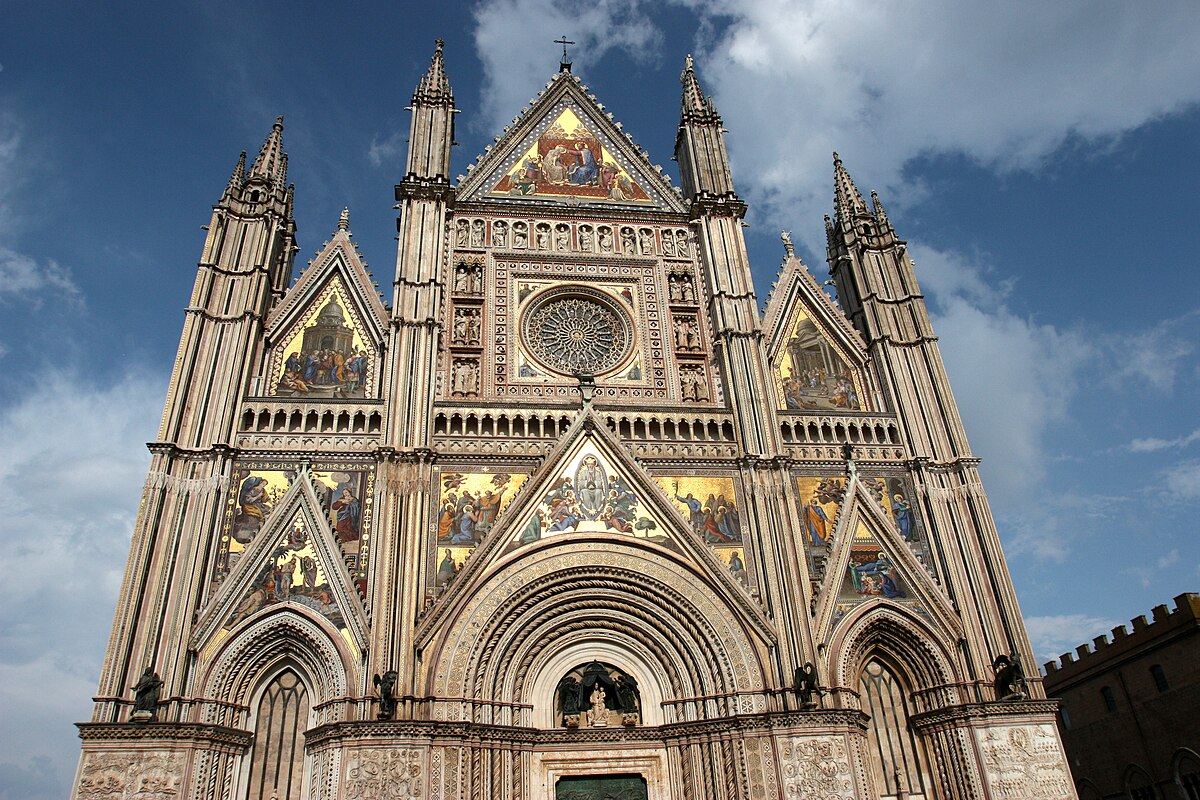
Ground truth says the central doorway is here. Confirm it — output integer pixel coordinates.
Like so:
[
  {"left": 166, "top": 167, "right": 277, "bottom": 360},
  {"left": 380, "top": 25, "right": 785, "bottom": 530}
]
[{"left": 555, "top": 774, "right": 649, "bottom": 800}]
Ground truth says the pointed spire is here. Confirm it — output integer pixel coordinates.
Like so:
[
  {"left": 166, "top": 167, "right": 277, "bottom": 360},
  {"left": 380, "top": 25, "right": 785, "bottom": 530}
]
[
  {"left": 680, "top": 53, "right": 717, "bottom": 119},
  {"left": 415, "top": 39, "right": 453, "bottom": 103},
  {"left": 337, "top": 207, "right": 350, "bottom": 233},
  {"left": 833, "top": 152, "right": 868, "bottom": 223},
  {"left": 870, "top": 190, "right": 890, "bottom": 227},
  {"left": 224, "top": 150, "right": 246, "bottom": 198},
  {"left": 250, "top": 116, "right": 286, "bottom": 181}
]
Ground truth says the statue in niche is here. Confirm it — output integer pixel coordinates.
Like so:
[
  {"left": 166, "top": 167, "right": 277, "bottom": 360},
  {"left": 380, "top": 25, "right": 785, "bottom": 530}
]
[
  {"left": 679, "top": 275, "right": 695, "bottom": 304},
  {"left": 453, "top": 265, "right": 469, "bottom": 293},
  {"left": 676, "top": 230, "right": 689, "bottom": 256},
  {"left": 673, "top": 318, "right": 700, "bottom": 351},
  {"left": 535, "top": 224, "right": 550, "bottom": 250},
  {"left": 638, "top": 228, "right": 654, "bottom": 255},
  {"left": 668, "top": 275, "right": 681, "bottom": 302},
  {"left": 555, "top": 225, "right": 571, "bottom": 251},
  {"left": 598, "top": 226, "right": 614, "bottom": 253},
  {"left": 492, "top": 220, "right": 508, "bottom": 248},
  {"left": 470, "top": 219, "right": 485, "bottom": 247},
  {"left": 373, "top": 670, "right": 398, "bottom": 720},
  {"left": 662, "top": 231, "right": 676, "bottom": 257},
  {"left": 616, "top": 674, "right": 641, "bottom": 713},
  {"left": 513, "top": 223, "right": 528, "bottom": 249},
  {"left": 620, "top": 227, "right": 636, "bottom": 254},
  {"left": 586, "top": 684, "right": 609, "bottom": 727},
  {"left": 794, "top": 662, "right": 822, "bottom": 708},
  {"left": 557, "top": 675, "right": 581, "bottom": 717},
  {"left": 130, "top": 668, "right": 163, "bottom": 721},
  {"left": 680, "top": 368, "right": 708, "bottom": 402},
  {"left": 992, "top": 654, "right": 1027, "bottom": 701},
  {"left": 451, "top": 359, "right": 479, "bottom": 397},
  {"left": 455, "top": 219, "right": 469, "bottom": 247},
  {"left": 579, "top": 225, "right": 594, "bottom": 252}
]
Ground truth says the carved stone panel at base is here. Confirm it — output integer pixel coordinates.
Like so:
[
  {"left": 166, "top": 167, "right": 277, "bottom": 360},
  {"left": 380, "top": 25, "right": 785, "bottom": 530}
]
[
  {"left": 974, "top": 723, "right": 1074, "bottom": 800},
  {"left": 345, "top": 748, "right": 425, "bottom": 799},
  {"left": 778, "top": 735, "right": 858, "bottom": 800},
  {"left": 76, "top": 751, "right": 185, "bottom": 800}
]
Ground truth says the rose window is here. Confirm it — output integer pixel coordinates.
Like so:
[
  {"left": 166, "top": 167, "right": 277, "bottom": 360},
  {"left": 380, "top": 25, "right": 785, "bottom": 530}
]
[{"left": 521, "top": 289, "right": 633, "bottom": 376}]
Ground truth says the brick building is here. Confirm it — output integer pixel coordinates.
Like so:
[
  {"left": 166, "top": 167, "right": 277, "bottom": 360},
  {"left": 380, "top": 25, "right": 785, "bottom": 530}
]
[{"left": 1043, "top": 593, "right": 1200, "bottom": 800}]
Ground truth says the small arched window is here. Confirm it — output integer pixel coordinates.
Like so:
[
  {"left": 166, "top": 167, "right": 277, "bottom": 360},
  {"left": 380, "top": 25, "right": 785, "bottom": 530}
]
[
  {"left": 1101, "top": 686, "right": 1118, "bottom": 713},
  {"left": 1151, "top": 664, "right": 1169, "bottom": 693},
  {"left": 1060, "top": 704, "right": 1072, "bottom": 729}
]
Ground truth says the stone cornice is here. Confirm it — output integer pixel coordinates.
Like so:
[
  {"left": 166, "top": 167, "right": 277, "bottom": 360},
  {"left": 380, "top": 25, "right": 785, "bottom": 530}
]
[
  {"left": 76, "top": 722, "right": 253, "bottom": 750},
  {"left": 908, "top": 700, "right": 1060, "bottom": 732},
  {"left": 304, "top": 708, "right": 868, "bottom": 748},
  {"left": 688, "top": 193, "right": 747, "bottom": 219}
]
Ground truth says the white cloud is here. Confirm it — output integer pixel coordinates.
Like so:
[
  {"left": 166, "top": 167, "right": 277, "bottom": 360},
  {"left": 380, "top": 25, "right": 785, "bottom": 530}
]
[
  {"left": 680, "top": 0, "right": 1200, "bottom": 247},
  {"left": 1026, "top": 613, "right": 1115, "bottom": 667},
  {"left": 0, "top": 369, "right": 166, "bottom": 800},
  {"left": 1163, "top": 459, "right": 1200, "bottom": 501},
  {"left": 0, "top": 118, "right": 82, "bottom": 306},
  {"left": 472, "top": 0, "right": 663, "bottom": 136},
  {"left": 367, "top": 130, "right": 406, "bottom": 169},
  {"left": 910, "top": 245, "right": 1092, "bottom": 509},
  {"left": 1130, "top": 427, "right": 1200, "bottom": 453},
  {"left": 0, "top": 245, "right": 82, "bottom": 305}
]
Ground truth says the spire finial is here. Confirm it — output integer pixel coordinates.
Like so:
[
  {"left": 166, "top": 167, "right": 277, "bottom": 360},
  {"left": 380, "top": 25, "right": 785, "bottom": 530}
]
[
  {"left": 250, "top": 116, "right": 286, "bottom": 182},
  {"left": 224, "top": 150, "right": 247, "bottom": 198},
  {"left": 338, "top": 207, "right": 350, "bottom": 233},
  {"left": 416, "top": 39, "right": 453, "bottom": 101},
  {"left": 554, "top": 35, "right": 575, "bottom": 73},
  {"left": 679, "top": 53, "right": 713, "bottom": 117},
  {"left": 781, "top": 230, "right": 796, "bottom": 259},
  {"left": 833, "top": 151, "right": 868, "bottom": 223}
]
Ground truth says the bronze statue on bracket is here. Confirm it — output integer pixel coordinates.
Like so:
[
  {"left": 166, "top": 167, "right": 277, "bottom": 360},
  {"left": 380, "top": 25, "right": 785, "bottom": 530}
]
[{"left": 373, "top": 670, "right": 398, "bottom": 720}]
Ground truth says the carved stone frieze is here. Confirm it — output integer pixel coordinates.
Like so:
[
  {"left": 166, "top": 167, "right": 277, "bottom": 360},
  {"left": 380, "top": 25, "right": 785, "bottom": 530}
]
[
  {"left": 777, "top": 734, "right": 857, "bottom": 800},
  {"left": 345, "top": 747, "right": 426, "bottom": 799},
  {"left": 975, "top": 723, "right": 1073, "bottom": 800},
  {"left": 76, "top": 751, "right": 185, "bottom": 800}
]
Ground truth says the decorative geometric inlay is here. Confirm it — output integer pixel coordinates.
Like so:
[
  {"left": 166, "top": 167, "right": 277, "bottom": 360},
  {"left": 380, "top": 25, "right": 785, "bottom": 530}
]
[{"left": 521, "top": 287, "right": 632, "bottom": 376}]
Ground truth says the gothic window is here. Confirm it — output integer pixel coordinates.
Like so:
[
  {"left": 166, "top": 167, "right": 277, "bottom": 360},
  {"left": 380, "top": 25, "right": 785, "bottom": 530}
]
[
  {"left": 1101, "top": 685, "right": 1118, "bottom": 713},
  {"left": 858, "top": 659, "right": 929, "bottom": 799},
  {"left": 1125, "top": 765, "right": 1158, "bottom": 800},
  {"left": 1060, "top": 704, "right": 1071, "bottom": 729},
  {"left": 1150, "top": 664, "right": 1169, "bottom": 693},
  {"left": 246, "top": 669, "right": 310, "bottom": 800},
  {"left": 1176, "top": 750, "right": 1200, "bottom": 800}
]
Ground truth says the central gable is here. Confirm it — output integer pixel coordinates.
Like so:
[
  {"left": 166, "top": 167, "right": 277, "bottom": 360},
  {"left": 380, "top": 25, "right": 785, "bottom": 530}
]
[{"left": 458, "top": 73, "right": 684, "bottom": 212}]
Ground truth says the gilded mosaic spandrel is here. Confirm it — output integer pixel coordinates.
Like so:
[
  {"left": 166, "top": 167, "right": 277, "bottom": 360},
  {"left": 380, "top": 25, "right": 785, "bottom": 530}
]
[
  {"left": 271, "top": 279, "right": 375, "bottom": 399},
  {"left": 491, "top": 107, "right": 652, "bottom": 203},
  {"left": 219, "top": 462, "right": 374, "bottom": 595},
  {"left": 775, "top": 308, "right": 863, "bottom": 411}
]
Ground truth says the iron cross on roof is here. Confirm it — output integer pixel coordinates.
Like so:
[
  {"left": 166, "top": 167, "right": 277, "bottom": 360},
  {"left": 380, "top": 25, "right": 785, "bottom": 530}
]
[{"left": 555, "top": 35, "right": 575, "bottom": 72}]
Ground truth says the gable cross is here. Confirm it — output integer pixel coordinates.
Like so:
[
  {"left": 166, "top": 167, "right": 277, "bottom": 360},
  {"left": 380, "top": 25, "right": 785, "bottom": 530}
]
[{"left": 555, "top": 35, "right": 575, "bottom": 72}]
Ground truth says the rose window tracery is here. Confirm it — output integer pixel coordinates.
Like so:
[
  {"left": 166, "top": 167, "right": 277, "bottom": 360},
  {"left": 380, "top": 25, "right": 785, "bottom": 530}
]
[{"left": 522, "top": 289, "right": 632, "bottom": 376}]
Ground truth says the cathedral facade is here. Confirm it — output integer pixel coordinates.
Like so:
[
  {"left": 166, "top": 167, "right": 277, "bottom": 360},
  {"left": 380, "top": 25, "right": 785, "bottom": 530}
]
[{"left": 72, "top": 43, "right": 1076, "bottom": 800}]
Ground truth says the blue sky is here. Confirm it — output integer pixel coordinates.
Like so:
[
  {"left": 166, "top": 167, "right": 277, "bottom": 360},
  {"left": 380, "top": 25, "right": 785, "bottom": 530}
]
[{"left": 1, "top": 2, "right": 1198, "bottom": 797}]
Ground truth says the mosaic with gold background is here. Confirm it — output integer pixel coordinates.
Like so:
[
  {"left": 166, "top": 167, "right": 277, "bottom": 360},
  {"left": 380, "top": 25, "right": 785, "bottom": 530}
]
[{"left": 217, "top": 461, "right": 374, "bottom": 597}]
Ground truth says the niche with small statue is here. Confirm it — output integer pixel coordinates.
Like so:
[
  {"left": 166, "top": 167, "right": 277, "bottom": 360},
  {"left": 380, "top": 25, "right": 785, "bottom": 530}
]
[{"left": 555, "top": 661, "right": 642, "bottom": 729}]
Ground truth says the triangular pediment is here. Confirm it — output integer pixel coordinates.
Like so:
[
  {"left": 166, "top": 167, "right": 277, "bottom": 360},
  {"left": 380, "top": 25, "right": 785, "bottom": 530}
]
[
  {"left": 194, "top": 468, "right": 369, "bottom": 654},
  {"left": 812, "top": 474, "right": 958, "bottom": 644},
  {"left": 457, "top": 72, "right": 685, "bottom": 212},
  {"left": 416, "top": 408, "right": 771, "bottom": 647},
  {"left": 262, "top": 222, "right": 387, "bottom": 399},
  {"left": 764, "top": 255, "right": 870, "bottom": 412}
]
